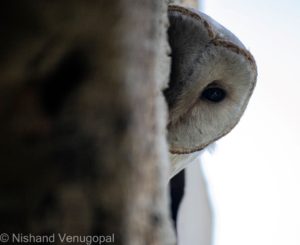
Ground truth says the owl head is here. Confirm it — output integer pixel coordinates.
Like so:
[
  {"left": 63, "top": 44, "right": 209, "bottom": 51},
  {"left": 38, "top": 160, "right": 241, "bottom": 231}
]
[{"left": 165, "top": 5, "right": 257, "bottom": 177}]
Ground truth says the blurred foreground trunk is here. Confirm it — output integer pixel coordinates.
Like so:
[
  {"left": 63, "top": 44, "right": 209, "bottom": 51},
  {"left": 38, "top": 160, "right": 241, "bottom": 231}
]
[{"left": 0, "top": 1, "right": 174, "bottom": 244}]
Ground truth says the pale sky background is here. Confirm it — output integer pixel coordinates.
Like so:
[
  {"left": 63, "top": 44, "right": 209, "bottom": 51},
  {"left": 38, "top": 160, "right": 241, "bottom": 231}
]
[{"left": 200, "top": 0, "right": 300, "bottom": 245}]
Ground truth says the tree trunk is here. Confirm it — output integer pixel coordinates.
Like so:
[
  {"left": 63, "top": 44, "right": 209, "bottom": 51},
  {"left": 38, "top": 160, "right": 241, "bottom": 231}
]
[{"left": 0, "top": 1, "right": 174, "bottom": 244}]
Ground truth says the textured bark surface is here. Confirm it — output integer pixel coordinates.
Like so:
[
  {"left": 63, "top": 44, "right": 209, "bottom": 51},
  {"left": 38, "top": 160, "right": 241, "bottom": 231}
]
[{"left": 0, "top": 1, "right": 174, "bottom": 244}]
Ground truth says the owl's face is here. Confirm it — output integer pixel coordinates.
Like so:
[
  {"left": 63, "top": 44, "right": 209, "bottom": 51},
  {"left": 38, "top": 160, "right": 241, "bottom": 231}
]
[{"left": 165, "top": 6, "right": 257, "bottom": 177}]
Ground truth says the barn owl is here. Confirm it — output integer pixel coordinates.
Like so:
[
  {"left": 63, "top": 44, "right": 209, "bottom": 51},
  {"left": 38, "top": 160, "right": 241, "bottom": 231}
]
[{"left": 165, "top": 5, "right": 257, "bottom": 178}]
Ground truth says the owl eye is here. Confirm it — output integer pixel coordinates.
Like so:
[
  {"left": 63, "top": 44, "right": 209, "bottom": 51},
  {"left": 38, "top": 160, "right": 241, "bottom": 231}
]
[{"left": 201, "top": 86, "right": 226, "bottom": 103}]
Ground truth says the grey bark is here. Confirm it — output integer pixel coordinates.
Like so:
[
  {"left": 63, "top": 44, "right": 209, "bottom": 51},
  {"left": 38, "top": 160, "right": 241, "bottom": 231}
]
[{"left": 0, "top": 1, "right": 174, "bottom": 244}]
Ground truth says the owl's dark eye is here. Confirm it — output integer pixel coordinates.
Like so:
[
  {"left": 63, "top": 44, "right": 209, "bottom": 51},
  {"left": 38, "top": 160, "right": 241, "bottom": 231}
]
[{"left": 201, "top": 87, "right": 226, "bottom": 103}]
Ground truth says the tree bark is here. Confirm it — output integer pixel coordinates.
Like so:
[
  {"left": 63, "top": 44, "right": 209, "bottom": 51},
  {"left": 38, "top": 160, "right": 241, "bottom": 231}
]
[{"left": 0, "top": 1, "right": 174, "bottom": 244}]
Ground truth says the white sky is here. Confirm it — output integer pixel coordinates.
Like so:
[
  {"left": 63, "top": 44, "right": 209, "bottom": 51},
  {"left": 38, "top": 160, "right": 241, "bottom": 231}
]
[{"left": 201, "top": 1, "right": 300, "bottom": 245}]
